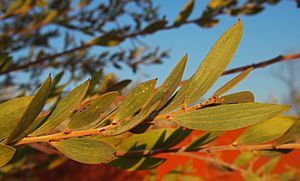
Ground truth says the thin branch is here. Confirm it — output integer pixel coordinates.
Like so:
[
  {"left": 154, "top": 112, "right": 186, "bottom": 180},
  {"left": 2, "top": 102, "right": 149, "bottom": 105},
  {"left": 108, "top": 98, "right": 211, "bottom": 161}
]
[{"left": 222, "top": 53, "right": 300, "bottom": 75}]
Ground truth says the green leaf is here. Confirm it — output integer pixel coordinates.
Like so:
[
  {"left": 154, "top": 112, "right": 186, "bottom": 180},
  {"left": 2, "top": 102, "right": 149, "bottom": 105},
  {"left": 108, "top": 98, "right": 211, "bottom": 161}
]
[
  {"left": 109, "top": 156, "right": 165, "bottom": 171},
  {"left": 51, "top": 138, "right": 116, "bottom": 164},
  {"left": 170, "top": 103, "right": 289, "bottom": 131},
  {"left": 0, "top": 144, "right": 16, "bottom": 167},
  {"left": 141, "top": 20, "right": 168, "bottom": 35},
  {"left": 174, "top": 0, "right": 194, "bottom": 26},
  {"left": 112, "top": 79, "right": 156, "bottom": 123},
  {"left": 235, "top": 116, "right": 295, "bottom": 145},
  {"left": 187, "top": 131, "right": 223, "bottom": 149},
  {"left": 117, "top": 128, "right": 190, "bottom": 152},
  {"left": 0, "top": 96, "right": 32, "bottom": 141},
  {"left": 68, "top": 92, "right": 119, "bottom": 130},
  {"left": 222, "top": 91, "right": 254, "bottom": 104},
  {"left": 88, "top": 33, "right": 124, "bottom": 47},
  {"left": 155, "top": 54, "right": 187, "bottom": 110},
  {"left": 183, "top": 20, "right": 243, "bottom": 105},
  {"left": 86, "top": 69, "right": 102, "bottom": 95},
  {"left": 233, "top": 151, "right": 255, "bottom": 167},
  {"left": 107, "top": 79, "right": 132, "bottom": 92},
  {"left": 214, "top": 67, "right": 253, "bottom": 96},
  {"left": 6, "top": 75, "right": 52, "bottom": 144},
  {"left": 277, "top": 117, "right": 300, "bottom": 144},
  {"left": 161, "top": 20, "right": 243, "bottom": 113},
  {"left": 32, "top": 80, "right": 89, "bottom": 136}
]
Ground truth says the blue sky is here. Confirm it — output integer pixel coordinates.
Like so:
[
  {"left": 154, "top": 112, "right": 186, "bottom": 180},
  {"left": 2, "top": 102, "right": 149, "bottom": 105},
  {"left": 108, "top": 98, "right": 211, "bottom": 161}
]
[{"left": 107, "top": 0, "right": 300, "bottom": 103}]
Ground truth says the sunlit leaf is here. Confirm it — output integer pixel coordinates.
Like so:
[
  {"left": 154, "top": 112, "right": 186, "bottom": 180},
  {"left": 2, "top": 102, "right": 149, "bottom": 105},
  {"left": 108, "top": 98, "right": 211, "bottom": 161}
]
[
  {"left": 174, "top": 0, "right": 194, "bottom": 26},
  {"left": 6, "top": 76, "right": 52, "bottom": 144},
  {"left": 86, "top": 69, "right": 102, "bottom": 95},
  {"left": 187, "top": 131, "right": 223, "bottom": 149},
  {"left": 214, "top": 67, "right": 253, "bottom": 96},
  {"left": 112, "top": 79, "right": 156, "bottom": 123},
  {"left": 222, "top": 91, "right": 254, "bottom": 104},
  {"left": 235, "top": 116, "right": 295, "bottom": 145},
  {"left": 0, "top": 96, "right": 32, "bottom": 141},
  {"left": 161, "top": 20, "right": 243, "bottom": 113},
  {"left": 51, "top": 138, "right": 116, "bottom": 164},
  {"left": 109, "top": 156, "right": 165, "bottom": 171},
  {"left": 32, "top": 80, "right": 89, "bottom": 136},
  {"left": 68, "top": 92, "right": 119, "bottom": 130},
  {"left": 88, "top": 33, "right": 124, "bottom": 47},
  {"left": 277, "top": 117, "right": 300, "bottom": 144},
  {"left": 170, "top": 103, "right": 289, "bottom": 131},
  {"left": 0, "top": 144, "right": 16, "bottom": 167}
]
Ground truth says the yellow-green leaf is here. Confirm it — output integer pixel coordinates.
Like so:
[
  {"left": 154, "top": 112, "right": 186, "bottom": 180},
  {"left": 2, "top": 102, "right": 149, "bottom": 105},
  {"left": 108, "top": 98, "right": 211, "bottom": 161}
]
[
  {"left": 235, "top": 116, "right": 295, "bottom": 145},
  {"left": 68, "top": 92, "right": 119, "bottom": 130},
  {"left": 32, "top": 80, "right": 89, "bottom": 136},
  {"left": 184, "top": 20, "right": 243, "bottom": 105},
  {"left": 161, "top": 20, "right": 243, "bottom": 113},
  {"left": 51, "top": 138, "right": 116, "bottom": 164},
  {"left": 170, "top": 103, "right": 289, "bottom": 131},
  {"left": 155, "top": 54, "right": 187, "bottom": 110},
  {"left": 174, "top": 0, "right": 194, "bottom": 26},
  {"left": 277, "top": 117, "right": 300, "bottom": 144},
  {"left": 214, "top": 67, "right": 253, "bottom": 96},
  {"left": 109, "top": 157, "right": 165, "bottom": 171},
  {"left": 0, "top": 144, "right": 16, "bottom": 167},
  {"left": 187, "top": 131, "right": 222, "bottom": 149},
  {"left": 112, "top": 79, "right": 156, "bottom": 123},
  {"left": 0, "top": 96, "right": 32, "bottom": 141},
  {"left": 6, "top": 76, "right": 52, "bottom": 144},
  {"left": 256, "top": 157, "right": 280, "bottom": 176},
  {"left": 222, "top": 91, "right": 255, "bottom": 104},
  {"left": 88, "top": 33, "right": 124, "bottom": 47}
]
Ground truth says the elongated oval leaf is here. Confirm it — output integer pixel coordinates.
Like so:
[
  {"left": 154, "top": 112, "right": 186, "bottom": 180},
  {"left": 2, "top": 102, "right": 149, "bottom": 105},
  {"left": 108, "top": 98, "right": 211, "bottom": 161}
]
[
  {"left": 184, "top": 20, "right": 243, "bottom": 105},
  {"left": 32, "top": 80, "right": 89, "bottom": 136},
  {"left": 234, "top": 116, "right": 295, "bottom": 145},
  {"left": 51, "top": 138, "right": 116, "bottom": 164},
  {"left": 156, "top": 54, "right": 187, "bottom": 110},
  {"left": 68, "top": 92, "right": 119, "bottom": 130},
  {"left": 88, "top": 33, "right": 124, "bottom": 47},
  {"left": 214, "top": 67, "right": 253, "bottom": 96},
  {"left": 160, "top": 20, "right": 243, "bottom": 113},
  {"left": 170, "top": 102, "right": 289, "bottom": 131},
  {"left": 187, "top": 131, "right": 223, "bottom": 149},
  {"left": 174, "top": 0, "right": 194, "bottom": 26},
  {"left": 277, "top": 117, "right": 300, "bottom": 144},
  {"left": 112, "top": 79, "right": 156, "bottom": 123},
  {"left": 0, "top": 96, "right": 32, "bottom": 141},
  {"left": 0, "top": 144, "right": 16, "bottom": 167},
  {"left": 109, "top": 156, "right": 165, "bottom": 171},
  {"left": 6, "top": 76, "right": 52, "bottom": 144}
]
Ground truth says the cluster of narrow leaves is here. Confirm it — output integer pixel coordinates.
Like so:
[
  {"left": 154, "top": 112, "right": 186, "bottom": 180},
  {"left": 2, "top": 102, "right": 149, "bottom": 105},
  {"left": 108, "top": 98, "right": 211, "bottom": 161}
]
[{"left": 0, "top": 20, "right": 298, "bottom": 176}]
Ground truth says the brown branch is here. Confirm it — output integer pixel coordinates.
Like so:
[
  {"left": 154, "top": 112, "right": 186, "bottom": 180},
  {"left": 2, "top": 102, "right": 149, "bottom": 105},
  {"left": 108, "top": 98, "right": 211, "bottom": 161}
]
[{"left": 222, "top": 53, "right": 300, "bottom": 75}]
